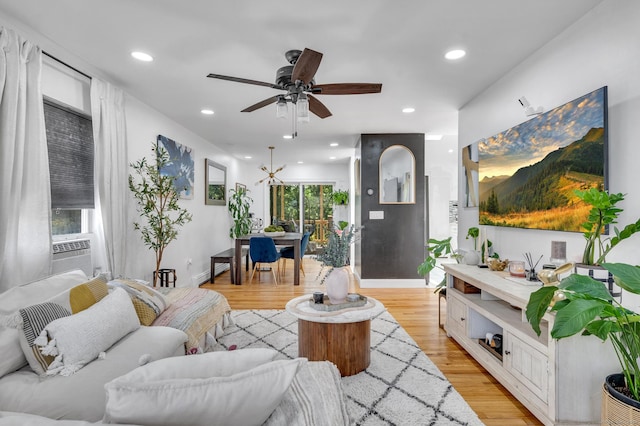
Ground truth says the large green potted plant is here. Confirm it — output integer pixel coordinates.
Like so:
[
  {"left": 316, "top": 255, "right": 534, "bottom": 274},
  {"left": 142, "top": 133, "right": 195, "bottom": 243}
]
[
  {"left": 417, "top": 237, "right": 462, "bottom": 291},
  {"left": 228, "top": 187, "right": 253, "bottom": 239},
  {"left": 575, "top": 188, "right": 640, "bottom": 266},
  {"left": 129, "top": 144, "right": 193, "bottom": 287},
  {"left": 526, "top": 263, "right": 640, "bottom": 414}
]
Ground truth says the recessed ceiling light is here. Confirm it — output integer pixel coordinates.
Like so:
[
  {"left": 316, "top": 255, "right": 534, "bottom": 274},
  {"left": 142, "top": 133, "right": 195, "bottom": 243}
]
[
  {"left": 444, "top": 49, "right": 466, "bottom": 60},
  {"left": 283, "top": 135, "right": 293, "bottom": 140},
  {"left": 329, "top": 156, "right": 336, "bottom": 160},
  {"left": 425, "top": 134, "right": 443, "bottom": 140},
  {"left": 297, "top": 161, "right": 304, "bottom": 164},
  {"left": 330, "top": 142, "right": 339, "bottom": 147},
  {"left": 131, "top": 51, "right": 154, "bottom": 62},
  {"left": 200, "top": 109, "right": 214, "bottom": 115},
  {"left": 244, "top": 156, "right": 252, "bottom": 159},
  {"left": 402, "top": 107, "right": 415, "bottom": 113}
]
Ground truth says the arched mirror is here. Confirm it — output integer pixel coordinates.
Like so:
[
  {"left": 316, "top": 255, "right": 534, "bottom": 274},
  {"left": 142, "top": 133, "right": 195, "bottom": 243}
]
[
  {"left": 205, "top": 159, "right": 226, "bottom": 206},
  {"left": 379, "top": 145, "right": 415, "bottom": 204}
]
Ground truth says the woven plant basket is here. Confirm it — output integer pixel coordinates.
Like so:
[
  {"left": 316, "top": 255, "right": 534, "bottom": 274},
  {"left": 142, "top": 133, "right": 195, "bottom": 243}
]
[{"left": 602, "top": 384, "right": 640, "bottom": 425}]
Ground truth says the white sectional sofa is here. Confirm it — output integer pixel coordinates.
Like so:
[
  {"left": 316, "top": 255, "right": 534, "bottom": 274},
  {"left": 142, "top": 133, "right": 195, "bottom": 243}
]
[{"left": 0, "top": 270, "right": 351, "bottom": 425}]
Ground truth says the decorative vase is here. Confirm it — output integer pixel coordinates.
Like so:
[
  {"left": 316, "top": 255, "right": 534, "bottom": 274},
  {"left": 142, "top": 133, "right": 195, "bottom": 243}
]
[
  {"left": 325, "top": 266, "right": 350, "bottom": 304},
  {"left": 462, "top": 250, "right": 481, "bottom": 265}
]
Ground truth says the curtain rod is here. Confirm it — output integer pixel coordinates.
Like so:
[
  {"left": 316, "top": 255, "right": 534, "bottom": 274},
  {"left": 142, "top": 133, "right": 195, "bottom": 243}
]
[{"left": 43, "top": 51, "right": 91, "bottom": 80}]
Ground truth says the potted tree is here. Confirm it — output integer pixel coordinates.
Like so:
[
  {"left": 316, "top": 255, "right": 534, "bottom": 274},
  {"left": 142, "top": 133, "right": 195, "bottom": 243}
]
[
  {"left": 228, "top": 186, "right": 253, "bottom": 239},
  {"left": 526, "top": 262, "right": 640, "bottom": 420},
  {"left": 129, "top": 144, "right": 193, "bottom": 287}
]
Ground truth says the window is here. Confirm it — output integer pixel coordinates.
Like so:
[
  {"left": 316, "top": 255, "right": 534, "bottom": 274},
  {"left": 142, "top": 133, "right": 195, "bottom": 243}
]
[
  {"left": 44, "top": 98, "right": 94, "bottom": 235},
  {"left": 269, "top": 183, "right": 334, "bottom": 253}
]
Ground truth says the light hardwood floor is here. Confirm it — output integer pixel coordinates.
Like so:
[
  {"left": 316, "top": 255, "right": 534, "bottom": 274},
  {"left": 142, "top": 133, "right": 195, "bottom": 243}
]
[{"left": 201, "top": 256, "right": 542, "bottom": 426}]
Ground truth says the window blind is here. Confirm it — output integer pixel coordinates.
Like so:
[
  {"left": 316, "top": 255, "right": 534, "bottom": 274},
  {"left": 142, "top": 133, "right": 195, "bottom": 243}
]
[{"left": 44, "top": 99, "right": 95, "bottom": 209}]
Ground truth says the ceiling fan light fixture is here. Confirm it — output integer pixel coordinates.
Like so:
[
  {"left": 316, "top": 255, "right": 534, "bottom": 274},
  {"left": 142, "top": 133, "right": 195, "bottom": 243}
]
[
  {"left": 296, "top": 93, "right": 310, "bottom": 123},
  {"left": 276, "top": 96, "right": 288, "bottom": 119}
]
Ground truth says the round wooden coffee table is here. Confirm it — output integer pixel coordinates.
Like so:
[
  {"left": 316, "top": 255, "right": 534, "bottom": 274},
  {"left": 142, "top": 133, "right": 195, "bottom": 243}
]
[{"left": 285, "top": 294, "right": 385, "bottom": 376}]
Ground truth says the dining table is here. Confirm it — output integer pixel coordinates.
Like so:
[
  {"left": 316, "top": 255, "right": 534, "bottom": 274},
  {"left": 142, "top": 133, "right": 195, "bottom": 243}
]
[{"left": 235, "top": 232, "right": 302, "bottom": 285}]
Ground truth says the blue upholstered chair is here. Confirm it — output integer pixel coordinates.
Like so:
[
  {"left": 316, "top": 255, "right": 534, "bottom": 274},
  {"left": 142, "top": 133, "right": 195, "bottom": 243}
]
[
  {"left": 249, "top": 236, "right": 281, "bottom": 285},
  {"left": 280, "top": 232, "right": 310, "bottom": 277}
]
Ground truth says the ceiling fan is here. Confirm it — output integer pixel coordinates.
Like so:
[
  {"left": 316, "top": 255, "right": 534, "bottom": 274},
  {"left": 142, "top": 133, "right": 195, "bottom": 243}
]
[
  {"left": 207, "top": 48, "right": 382, "bottom": 123},
  {"left": 256, "top": 146, "right": 286, "bottom": 186}
]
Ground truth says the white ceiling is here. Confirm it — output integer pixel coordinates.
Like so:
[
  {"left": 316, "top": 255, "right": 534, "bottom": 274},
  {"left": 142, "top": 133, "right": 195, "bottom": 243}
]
[{"left": 0, "top": 0, "right": 602, "bottom": 166}]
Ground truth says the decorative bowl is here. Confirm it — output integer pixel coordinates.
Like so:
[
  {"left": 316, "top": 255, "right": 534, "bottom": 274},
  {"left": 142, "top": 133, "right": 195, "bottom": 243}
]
[
  {"left": 488, "top": 258, "right": 509, "bottom": 271},
  {"left": 263, "top": 231, "right": 286, "bottom": 237}
]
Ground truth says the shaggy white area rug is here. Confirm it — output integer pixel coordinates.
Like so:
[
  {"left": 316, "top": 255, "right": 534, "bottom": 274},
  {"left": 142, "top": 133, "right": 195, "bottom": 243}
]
[{"left": 211, "top": 309, "right": 484, "bottom": 426}]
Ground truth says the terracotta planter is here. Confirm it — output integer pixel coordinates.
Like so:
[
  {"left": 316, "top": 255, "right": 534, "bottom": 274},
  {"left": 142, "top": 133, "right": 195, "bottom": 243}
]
[{"left": 325, "top": 266, "right": 350, "bottom": 304}]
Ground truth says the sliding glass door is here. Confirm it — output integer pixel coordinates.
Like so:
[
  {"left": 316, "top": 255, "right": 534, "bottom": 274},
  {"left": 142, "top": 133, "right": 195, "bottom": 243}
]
[{"left": 270, "top": 183, "right": 334, "bottom": 254}]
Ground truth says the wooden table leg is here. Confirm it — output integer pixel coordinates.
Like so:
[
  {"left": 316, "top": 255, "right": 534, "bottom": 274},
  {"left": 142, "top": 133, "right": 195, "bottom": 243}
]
[
  {"left": 293, "top": 238, "right": 300, "bottom": 286},
  {"left": 235, "top": 239, "right": 242, "bottom": 285},
  {"left": 297, "top": 319, "right": 370, "bottom": 376}
]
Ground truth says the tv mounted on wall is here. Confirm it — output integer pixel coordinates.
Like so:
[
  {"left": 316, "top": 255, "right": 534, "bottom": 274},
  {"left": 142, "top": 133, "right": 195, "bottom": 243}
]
[{"left": 478, "top": 86, "right": 608, "bottom": 232}]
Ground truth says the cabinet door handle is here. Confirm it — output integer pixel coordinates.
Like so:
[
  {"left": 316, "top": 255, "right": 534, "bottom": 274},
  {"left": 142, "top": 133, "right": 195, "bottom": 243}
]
[
  {"left": 460, "top": 317, "right": 465, "bottom": 321},
  {"left": 504, "top": 350, "right": 511, "bottom": 355}
]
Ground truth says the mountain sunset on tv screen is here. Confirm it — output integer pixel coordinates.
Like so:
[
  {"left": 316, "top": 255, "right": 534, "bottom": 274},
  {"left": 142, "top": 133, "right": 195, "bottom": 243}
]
[{"left": 478, "top": 86, "right": 607, "bottom": 232}]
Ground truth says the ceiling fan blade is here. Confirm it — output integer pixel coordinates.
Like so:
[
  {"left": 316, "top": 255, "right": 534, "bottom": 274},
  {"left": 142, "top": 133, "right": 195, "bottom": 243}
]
[
  {"left": 207, "top": 73, "right": 282, "bottom": 90},
  {"left": 291, "top": 48, "right": 323, "bottom": 84},
  {"left": 308, "top": 95, "right": 332, "bottom": 119},
  {"left": 242, "top": 96, "right": 279, "bottom": 112},
  {"left": 313, "top": 83, "right": 382, "bottom": 95}
]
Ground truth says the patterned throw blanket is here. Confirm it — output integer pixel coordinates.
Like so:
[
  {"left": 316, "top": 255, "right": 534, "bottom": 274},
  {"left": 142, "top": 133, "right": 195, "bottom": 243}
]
[{"left": 153, "top": 288, "right": 232, "bottom": 353}]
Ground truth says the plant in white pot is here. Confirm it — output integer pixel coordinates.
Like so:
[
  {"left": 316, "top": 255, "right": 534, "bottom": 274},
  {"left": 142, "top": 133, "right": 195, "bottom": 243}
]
[
  {"left": 317, "top": 224, "right": 359, "bottom": 304},
  {"left": 526, "top": 262, "right": 640, "bottom": 419},
  {"left": 575, "top": 188, "right": 640, "bottom": 266},
  {"left": 129, "top": 144, "right": 193, "bottom": 287}
]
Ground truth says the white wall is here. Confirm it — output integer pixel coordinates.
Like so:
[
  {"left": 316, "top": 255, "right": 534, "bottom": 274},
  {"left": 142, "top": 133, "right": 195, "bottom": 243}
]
[
  {"left": 425, "top": 135, "right": 459, "bottom": 244},
  {"left": 124, "top": 96, "right": 242, "bottom": 285},
  {"left": 458, "top": 0, "right": 640, "bottom": 307}
]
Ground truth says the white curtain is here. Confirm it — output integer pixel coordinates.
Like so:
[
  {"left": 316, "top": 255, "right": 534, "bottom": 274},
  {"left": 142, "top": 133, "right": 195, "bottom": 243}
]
[
  {"left": 0, "top": 27, "right": 52, "bottom": 291},
  {"left": 90, "top": 79, "right": 128, "bottom": 279}
]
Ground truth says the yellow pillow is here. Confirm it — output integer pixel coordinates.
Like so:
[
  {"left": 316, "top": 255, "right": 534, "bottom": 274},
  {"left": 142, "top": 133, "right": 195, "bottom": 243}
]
[{"left": 18, "top": 275, "right": 109, "bottom": 375}]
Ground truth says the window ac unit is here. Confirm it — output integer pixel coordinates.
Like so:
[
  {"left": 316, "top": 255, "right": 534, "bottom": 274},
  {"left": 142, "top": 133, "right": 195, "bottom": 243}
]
[{"left": 52, "top": 239, "right": 92, "bottom": 277}]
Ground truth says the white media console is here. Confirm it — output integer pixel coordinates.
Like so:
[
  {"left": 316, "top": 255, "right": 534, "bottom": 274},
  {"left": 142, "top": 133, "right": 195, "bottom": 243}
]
[{"left": 443, "top": 264, "right": 618, "bottom": 426}]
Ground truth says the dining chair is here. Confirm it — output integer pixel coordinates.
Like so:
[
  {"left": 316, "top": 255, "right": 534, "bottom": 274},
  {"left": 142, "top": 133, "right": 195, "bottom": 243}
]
[
  {"left": 249, "top": 236, "right": 281, "bottom": 285},
  {"left": 280, "top": 231, "right": 310, "bottom": 277}
]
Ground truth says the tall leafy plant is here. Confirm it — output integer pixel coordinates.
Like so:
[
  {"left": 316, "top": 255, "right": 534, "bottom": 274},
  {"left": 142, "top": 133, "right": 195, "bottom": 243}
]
[
  {"left": 129, "top": 144, "right": 192, "bottom": 286},
  {"left": 228, "top": 187, "right": 253, "bottom": 238},
  {"left": 417, "top": 237, "right": 462, "bottom": 291},
  {"left": 526, "top": 263, "right": 640, "bottom": 401},
  {"left": 575, "top": 188, "right": 640, "bottom": 265}
]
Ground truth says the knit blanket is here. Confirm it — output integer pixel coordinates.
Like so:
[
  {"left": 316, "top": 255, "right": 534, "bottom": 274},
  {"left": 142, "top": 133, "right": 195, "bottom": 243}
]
[{"left": 153, "top": 288, "right": 232, "bottom": 353}]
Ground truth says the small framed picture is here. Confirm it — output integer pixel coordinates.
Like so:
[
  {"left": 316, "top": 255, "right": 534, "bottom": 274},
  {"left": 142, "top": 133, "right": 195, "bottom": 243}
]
[{"left": 235, "top": 183, "right": 247, "bottom": 193}]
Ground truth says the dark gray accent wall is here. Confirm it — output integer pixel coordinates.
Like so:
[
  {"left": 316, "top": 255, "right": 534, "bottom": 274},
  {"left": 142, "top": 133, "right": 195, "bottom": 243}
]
[{"left": 355, "top": 134, "right": 426, "bottom": 279}]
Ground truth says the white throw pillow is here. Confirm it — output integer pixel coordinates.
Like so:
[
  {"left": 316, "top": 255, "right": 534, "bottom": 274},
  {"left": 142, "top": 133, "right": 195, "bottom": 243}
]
[
  {"left": 0, "top": 327, "right": 27, "bottom": 376},
  {"left": 34, "top": 287, "right": 140, "bottom": 376},
  {"left": 103, "top": 349, "right": 306, "bottom": 426}
]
